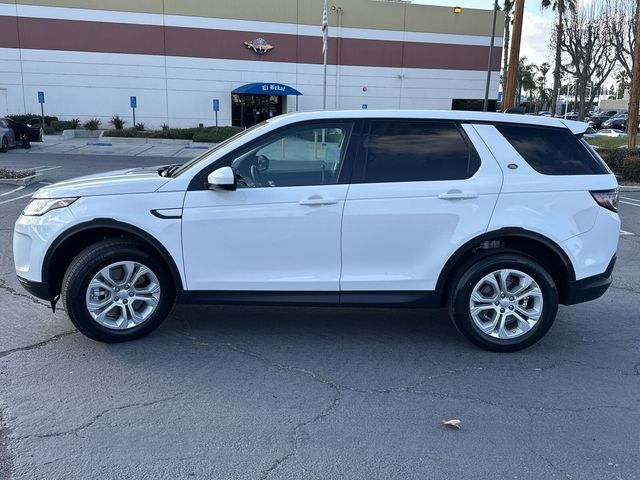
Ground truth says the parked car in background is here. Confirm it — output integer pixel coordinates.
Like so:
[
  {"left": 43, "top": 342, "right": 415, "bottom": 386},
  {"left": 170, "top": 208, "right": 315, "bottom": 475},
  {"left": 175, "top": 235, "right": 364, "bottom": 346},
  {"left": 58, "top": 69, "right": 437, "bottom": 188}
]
[
  {"left": 0, "top": 117, "right": 32, "bottom": 152},
  {"left": 594, "top": 128, "right": 627, "bottom": 137},
  {"left": 583, "top": 127, "right": 598, "bottom": 137},
  {"left": 602, "top": 114, "right": 632, "bottom": 131},
  {"left": 537, "top": 111, "right": 552, "bottom": 117},
  {"left": 588, "top": 115, "right": 612, "bottom": 130},
  {"left": 14, "top": 110, "right": 620, "bottom": 352},
  {"left": 25, "top": 117, "right": 45, "bottom": 142}
]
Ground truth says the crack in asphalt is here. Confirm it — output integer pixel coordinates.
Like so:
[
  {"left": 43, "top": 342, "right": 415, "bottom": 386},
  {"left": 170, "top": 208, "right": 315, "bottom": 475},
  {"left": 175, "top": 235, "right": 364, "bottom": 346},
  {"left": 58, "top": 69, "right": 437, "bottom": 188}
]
[
  {"left": 0, "top": 278, "right": 53, "bottom": 310},
  {"left": 526, "top": 410, "right": 574, "bottom": 479},
  {"left": 610, "top": 285, "right": 640, "bottom": 295},
  {"left": 15, "top": 394, "right": 182, "bottom": 441},
  {"left": 0, "top": 408, "right": 13, "bottom": 480},
  {"left": 215, "top": 342, "right": 343, "bottom": 480},
  {"left": 0, "top": 331, "right": 77, "bottom": 360}
]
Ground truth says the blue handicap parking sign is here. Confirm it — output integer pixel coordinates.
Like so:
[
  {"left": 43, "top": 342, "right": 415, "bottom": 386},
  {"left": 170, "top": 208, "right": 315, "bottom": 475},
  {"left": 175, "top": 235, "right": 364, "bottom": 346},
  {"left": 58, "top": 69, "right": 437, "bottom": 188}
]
[
  {"left": 37, "top": 91, "right": 45, "bottom": 104},
  {"left": 213, "top": 99, "right": 220, "bottom": 112},
  {"left": 130, "top": 96, "right": 137, "bottom": 108}
]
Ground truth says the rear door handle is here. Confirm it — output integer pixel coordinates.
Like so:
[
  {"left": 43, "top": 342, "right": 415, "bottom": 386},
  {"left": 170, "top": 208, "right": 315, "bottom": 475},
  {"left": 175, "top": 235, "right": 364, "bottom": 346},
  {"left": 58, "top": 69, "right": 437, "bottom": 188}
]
[
  {"left": 438, "top": 191, "right": 478, "bottom": 200},
  {"left": 299, "top": 195, "right": 339, "bottom": 206}
]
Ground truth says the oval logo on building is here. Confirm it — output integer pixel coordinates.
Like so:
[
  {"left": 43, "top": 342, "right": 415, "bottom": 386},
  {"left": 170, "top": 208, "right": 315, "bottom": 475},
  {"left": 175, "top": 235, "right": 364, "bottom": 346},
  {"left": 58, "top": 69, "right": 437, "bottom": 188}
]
[{"left": 244, "top": 38, "right": 274, "bottom": 55}]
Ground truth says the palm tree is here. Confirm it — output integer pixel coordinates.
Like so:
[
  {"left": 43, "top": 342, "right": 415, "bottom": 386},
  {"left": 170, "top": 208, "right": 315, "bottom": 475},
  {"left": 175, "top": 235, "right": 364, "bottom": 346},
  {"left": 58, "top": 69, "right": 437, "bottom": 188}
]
[
  {"left": 501, "top": 0, "right": 515, "bottom": 89},
  {"left": 537, "top": 62, "right": 551, "bottom": 109},
  {"left": 518, "top": 58, "right": 538, "bottom": 111},
  {"left": 541, "top": 0, "right": 577, "bottom": 116}
]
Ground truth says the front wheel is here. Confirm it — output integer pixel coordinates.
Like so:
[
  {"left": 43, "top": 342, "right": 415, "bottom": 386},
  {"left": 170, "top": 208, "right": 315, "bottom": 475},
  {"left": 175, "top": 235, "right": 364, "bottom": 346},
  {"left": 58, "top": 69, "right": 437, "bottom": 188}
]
[
  {"left": 0, "top": 136, "right": 8, "bottom": 153},
  {"left": 62, "top": 239, "right": 175, "bottom": 342},
  {"left": 448, "top": 253, "right": 559, "bottom": 352}
]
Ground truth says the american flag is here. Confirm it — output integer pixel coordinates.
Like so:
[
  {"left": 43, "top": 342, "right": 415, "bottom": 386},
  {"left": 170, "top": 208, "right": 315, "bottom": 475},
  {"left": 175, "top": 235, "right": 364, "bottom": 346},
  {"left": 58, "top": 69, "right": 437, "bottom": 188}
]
[{"left": 322, "top": 0, "right": 328, "bottom": 55}]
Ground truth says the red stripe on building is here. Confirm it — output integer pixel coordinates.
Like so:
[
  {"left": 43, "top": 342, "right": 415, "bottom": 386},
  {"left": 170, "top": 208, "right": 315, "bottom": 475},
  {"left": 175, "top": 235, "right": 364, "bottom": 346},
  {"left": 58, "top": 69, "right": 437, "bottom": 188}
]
[{"left": 0, "top": 16, "right": 502, "bottom": 71}]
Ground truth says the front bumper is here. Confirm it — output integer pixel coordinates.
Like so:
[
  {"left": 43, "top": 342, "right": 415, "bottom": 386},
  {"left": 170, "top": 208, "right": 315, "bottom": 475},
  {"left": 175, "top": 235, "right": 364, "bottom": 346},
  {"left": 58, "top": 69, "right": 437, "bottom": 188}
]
[
  {"left": 17, "top": 276, "right": 50, "bottom": 301},
  {"left": 564, "top": 255, "right": 616, "bottom": 305}
]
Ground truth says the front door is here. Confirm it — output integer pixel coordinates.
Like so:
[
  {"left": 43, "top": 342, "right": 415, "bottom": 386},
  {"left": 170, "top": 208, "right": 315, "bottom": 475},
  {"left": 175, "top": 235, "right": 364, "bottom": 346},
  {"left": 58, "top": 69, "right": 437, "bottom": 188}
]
[
  {"left": 340, "top": 119, "right": 503, "bottom": 292},
  {"left": 182, "top": 120, "right": 356, "bottom": 292}
]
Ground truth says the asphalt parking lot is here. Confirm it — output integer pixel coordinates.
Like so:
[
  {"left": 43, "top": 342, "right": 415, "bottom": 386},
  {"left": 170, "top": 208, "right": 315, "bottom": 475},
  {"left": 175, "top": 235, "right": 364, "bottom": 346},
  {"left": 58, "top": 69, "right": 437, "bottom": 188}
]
[{"left": 1, "top": 152, "right": 639, "bottom": 480}]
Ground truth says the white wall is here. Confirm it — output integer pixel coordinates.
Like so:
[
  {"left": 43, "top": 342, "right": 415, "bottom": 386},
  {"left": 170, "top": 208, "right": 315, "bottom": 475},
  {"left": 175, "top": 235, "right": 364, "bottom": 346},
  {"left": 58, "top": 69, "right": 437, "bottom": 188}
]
[{"left": 0, "top": 47, "right": 500, "bottom": 128}]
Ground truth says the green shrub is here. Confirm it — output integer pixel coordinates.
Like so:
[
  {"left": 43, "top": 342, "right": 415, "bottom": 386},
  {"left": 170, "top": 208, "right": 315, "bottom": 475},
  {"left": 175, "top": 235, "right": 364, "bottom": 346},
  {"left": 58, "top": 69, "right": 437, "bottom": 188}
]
[
  {"left": 50, "top": 120, "right": 75, "bottom": 131},
  {"left": 71, "top": 118, "right": 81, "bottom": 129},
  {"left": 7, "top": 114, "right": 58, "bottom": 127},
  {"left": 597, "top": 148, "right": 626, "bottom": 173},
  {"left": 110, "top": 115, "right": 125, "bottom": 130},
  {"left": 192, "top": 126, "right": 244, "bottom": 143},
  {"left": 621, "top": 156, "right": 640, "bottom": 182},
  {"left": 103, "top": 126, "right": 243, "bottom": 143},
  {"left": 135, "top": 122, "right": 145, "bottom": 131},
  {"left": 84, "top": 118, "right": 101, "bottom": 131},
  {"left": 161, "top": 123, "right": 170, "bottom": 131}
]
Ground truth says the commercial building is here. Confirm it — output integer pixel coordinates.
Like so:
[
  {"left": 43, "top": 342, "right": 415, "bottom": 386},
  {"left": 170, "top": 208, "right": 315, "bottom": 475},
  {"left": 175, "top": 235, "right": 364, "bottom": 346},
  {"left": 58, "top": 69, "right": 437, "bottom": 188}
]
[{"left": 0, "top": 0, "right": 503, "bottom": 128}]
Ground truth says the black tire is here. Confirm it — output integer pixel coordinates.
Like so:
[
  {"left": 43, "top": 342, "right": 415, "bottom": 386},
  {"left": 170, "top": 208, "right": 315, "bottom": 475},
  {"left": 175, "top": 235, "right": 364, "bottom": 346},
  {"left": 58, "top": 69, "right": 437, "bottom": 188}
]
[
  {"left": 62, "top": 239, "right": 175, "bottom": 342},
  {"left": 21, "top": 135, "right": 31, "bottom": 149},
  {"left": 448, "top": 253, "right": 559, "bottom": 352},
  {"left": 0, "top": 136, "right": 8, "bottom": 153}
]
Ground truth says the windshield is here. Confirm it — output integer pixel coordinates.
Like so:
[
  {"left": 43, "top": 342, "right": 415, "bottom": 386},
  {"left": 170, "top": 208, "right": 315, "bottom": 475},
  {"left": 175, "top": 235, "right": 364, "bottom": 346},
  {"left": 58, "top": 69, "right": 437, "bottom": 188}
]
[{"left": 171, "top": 121, "right": 270, "bottom": 177}]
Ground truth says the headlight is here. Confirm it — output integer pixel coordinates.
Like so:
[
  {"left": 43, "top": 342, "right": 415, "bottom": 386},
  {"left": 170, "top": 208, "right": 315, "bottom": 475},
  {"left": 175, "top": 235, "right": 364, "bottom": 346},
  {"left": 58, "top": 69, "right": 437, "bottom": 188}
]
[{"left": 22, "top": 198, "right": 78, "bottom": 216}]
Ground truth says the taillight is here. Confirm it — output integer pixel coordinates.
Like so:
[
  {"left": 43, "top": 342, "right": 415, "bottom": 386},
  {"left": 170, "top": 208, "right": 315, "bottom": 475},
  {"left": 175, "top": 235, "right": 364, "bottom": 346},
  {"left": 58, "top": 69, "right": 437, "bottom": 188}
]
[{"left": 590, "top": 189, "right": 619, "bottom": 212}]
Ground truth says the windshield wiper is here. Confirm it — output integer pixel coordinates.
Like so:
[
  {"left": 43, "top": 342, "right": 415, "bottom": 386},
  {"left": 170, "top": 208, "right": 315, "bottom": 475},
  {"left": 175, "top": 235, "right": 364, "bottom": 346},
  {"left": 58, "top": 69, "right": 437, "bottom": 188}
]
[{"left": 158, "top": 164, "right": 183, "bottom": 177}]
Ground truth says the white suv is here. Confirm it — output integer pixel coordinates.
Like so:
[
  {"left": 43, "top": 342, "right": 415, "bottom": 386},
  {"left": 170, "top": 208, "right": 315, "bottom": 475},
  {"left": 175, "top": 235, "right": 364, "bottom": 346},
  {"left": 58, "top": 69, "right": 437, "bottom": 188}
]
[{"left": 13, "top": 111, "right": 620, "bottom": 351}]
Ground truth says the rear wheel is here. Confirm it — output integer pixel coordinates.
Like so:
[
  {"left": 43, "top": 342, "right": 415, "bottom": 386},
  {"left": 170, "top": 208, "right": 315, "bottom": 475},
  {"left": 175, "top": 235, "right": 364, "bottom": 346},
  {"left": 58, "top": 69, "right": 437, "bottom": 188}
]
[
  {"left": 448, "top": 253, "right": 558, "bottom": 352},
  {"left": 0, "top": 136, "right": 8, "bottom": 153},
  {"left": 62, "top": 239, "right": 175, "bottom": 342}
]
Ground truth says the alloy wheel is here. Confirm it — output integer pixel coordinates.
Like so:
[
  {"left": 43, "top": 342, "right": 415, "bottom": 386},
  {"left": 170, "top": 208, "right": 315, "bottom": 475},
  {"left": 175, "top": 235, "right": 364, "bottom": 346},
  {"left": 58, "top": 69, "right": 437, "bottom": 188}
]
[{"left": 469, "top": 268, "right": 544, "bottom": 339}]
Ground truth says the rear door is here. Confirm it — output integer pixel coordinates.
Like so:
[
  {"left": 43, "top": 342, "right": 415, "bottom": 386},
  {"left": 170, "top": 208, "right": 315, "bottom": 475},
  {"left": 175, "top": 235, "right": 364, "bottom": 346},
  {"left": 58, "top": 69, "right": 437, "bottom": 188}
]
[{"left": 340, "top": 119, "right": 503, "bottom": 293}]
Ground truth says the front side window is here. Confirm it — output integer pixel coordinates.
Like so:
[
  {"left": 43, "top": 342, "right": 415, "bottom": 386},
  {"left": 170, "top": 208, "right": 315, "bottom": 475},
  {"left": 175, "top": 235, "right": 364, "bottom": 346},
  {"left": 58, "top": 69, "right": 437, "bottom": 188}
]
[
  {"left": 227, "top": 122, "right": 353, "bottom": 188},
  {"left": 362, "top": 121, "right": 480, "bottom": 183}
]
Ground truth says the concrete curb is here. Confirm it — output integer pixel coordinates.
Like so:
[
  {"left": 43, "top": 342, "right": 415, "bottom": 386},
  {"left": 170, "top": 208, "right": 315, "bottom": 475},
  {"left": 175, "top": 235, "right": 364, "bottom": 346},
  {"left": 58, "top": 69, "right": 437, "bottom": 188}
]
[
  {"left": 0, "top": 174, "right": 39, "bottom": 186},
  {"left": 100, "top": 135, "right": 193, "bottom": 145}
]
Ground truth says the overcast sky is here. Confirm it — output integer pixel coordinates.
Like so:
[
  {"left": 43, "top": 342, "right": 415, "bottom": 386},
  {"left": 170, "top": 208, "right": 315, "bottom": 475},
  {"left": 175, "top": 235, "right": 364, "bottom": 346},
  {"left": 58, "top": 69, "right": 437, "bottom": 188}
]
[{"left": 412, "top": 0, "right": 555, "bottom": 67}]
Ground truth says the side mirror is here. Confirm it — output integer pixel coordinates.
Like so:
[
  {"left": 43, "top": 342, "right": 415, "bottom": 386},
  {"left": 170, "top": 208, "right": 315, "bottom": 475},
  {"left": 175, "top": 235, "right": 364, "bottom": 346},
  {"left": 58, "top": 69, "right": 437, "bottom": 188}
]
[{"left": 207, "top": 166, "right": 236, "bottom": 191}]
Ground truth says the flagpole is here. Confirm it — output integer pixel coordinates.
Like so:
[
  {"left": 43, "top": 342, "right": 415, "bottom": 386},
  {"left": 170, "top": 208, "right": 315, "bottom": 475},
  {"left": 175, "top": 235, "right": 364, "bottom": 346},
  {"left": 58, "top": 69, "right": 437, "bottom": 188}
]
[
  {"left": 323, "top": 44, "right": 327, "bottom": 110},
  {"left": 322, "top": 0, "right": 328, "bottom": 110}
]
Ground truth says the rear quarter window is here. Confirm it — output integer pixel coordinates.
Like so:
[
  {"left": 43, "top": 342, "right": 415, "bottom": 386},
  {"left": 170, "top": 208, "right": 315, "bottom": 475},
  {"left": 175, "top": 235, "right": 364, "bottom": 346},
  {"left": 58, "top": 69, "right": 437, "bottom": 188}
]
[{"left": 495, "top": 124, "right": 609, "bottom": 175}]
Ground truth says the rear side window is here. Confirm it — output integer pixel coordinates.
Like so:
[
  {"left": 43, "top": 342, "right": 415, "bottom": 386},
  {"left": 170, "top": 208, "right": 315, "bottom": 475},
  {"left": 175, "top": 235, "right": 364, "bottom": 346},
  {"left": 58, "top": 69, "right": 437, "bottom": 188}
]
[
  {"left": 362, "top": 121, "right": 480, "bottom": 183},
  {"left": 495, "top": 124, "right": 609, "bottom": 175}
]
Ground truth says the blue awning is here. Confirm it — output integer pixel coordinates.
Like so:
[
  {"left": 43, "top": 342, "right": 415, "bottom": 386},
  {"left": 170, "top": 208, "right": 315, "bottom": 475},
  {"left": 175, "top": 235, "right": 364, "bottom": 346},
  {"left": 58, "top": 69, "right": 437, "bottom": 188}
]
[{"left": 232, "top": 83, "right": 302, "bottom": 96}]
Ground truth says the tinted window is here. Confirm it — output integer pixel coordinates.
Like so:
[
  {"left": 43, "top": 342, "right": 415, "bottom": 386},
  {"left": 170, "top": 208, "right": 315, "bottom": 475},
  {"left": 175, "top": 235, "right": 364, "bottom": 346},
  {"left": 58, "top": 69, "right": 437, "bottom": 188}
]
[
  {"left": 362, "top": 121, "right": 480, "bottom": 183},
  {"left": 496, "top": 124, "right": 609, "bottom": 175}
]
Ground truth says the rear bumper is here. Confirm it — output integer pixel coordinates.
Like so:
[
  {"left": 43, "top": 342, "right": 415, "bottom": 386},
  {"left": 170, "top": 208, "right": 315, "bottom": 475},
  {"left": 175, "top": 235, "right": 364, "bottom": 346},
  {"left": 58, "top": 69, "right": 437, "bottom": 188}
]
[
  {"left": 563, "top": 255, "right": 616, "bottom": 305},
  {"left": 17, "top": 276, "right": 50, "bottom": 301}
]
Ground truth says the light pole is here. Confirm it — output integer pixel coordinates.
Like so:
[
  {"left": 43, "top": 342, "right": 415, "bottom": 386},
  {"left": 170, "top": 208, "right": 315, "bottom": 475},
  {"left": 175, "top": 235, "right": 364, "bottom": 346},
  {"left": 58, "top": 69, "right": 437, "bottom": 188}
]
[{"left": 483, "top": 0, "right": 499, "bottom": 112}]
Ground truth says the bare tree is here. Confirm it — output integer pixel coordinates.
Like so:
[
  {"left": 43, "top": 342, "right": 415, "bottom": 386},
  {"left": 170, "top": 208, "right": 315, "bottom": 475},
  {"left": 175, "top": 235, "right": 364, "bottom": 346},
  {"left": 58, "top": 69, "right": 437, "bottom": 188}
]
[
  {"left": 607, "top": 0, "right": 636, "bottom": 78},
  {"left": 560, "top": 3, "right": 618, "bottom": 119},
  {"left": 542, "top": 0, "right": 577, "bottom": 116}
]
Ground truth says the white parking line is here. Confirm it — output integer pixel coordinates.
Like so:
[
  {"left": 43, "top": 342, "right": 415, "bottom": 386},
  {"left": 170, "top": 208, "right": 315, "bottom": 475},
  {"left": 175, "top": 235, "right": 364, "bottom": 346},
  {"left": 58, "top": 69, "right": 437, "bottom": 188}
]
[
  {"left": 0, "top": 193, "right": 33, "bottom": 206},
  {"left": 0, "top": 186, "right": 25, "bottom": 197},
  {"left": 620, "top": 200, "right": 640, "bottom": 207},
  {"left": 620, "top": 230, "right": 636, "bottom": 236}
]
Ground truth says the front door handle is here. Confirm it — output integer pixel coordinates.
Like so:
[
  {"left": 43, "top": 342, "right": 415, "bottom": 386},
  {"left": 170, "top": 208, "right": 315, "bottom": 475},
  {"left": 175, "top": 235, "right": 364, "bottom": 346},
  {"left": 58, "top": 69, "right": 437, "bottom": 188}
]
[
  {"left": 299, "top": 195, "right": 339, "bottom": 206},
  {"left": 438, "top": 191, "right": 478, "bottom": 200}
]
